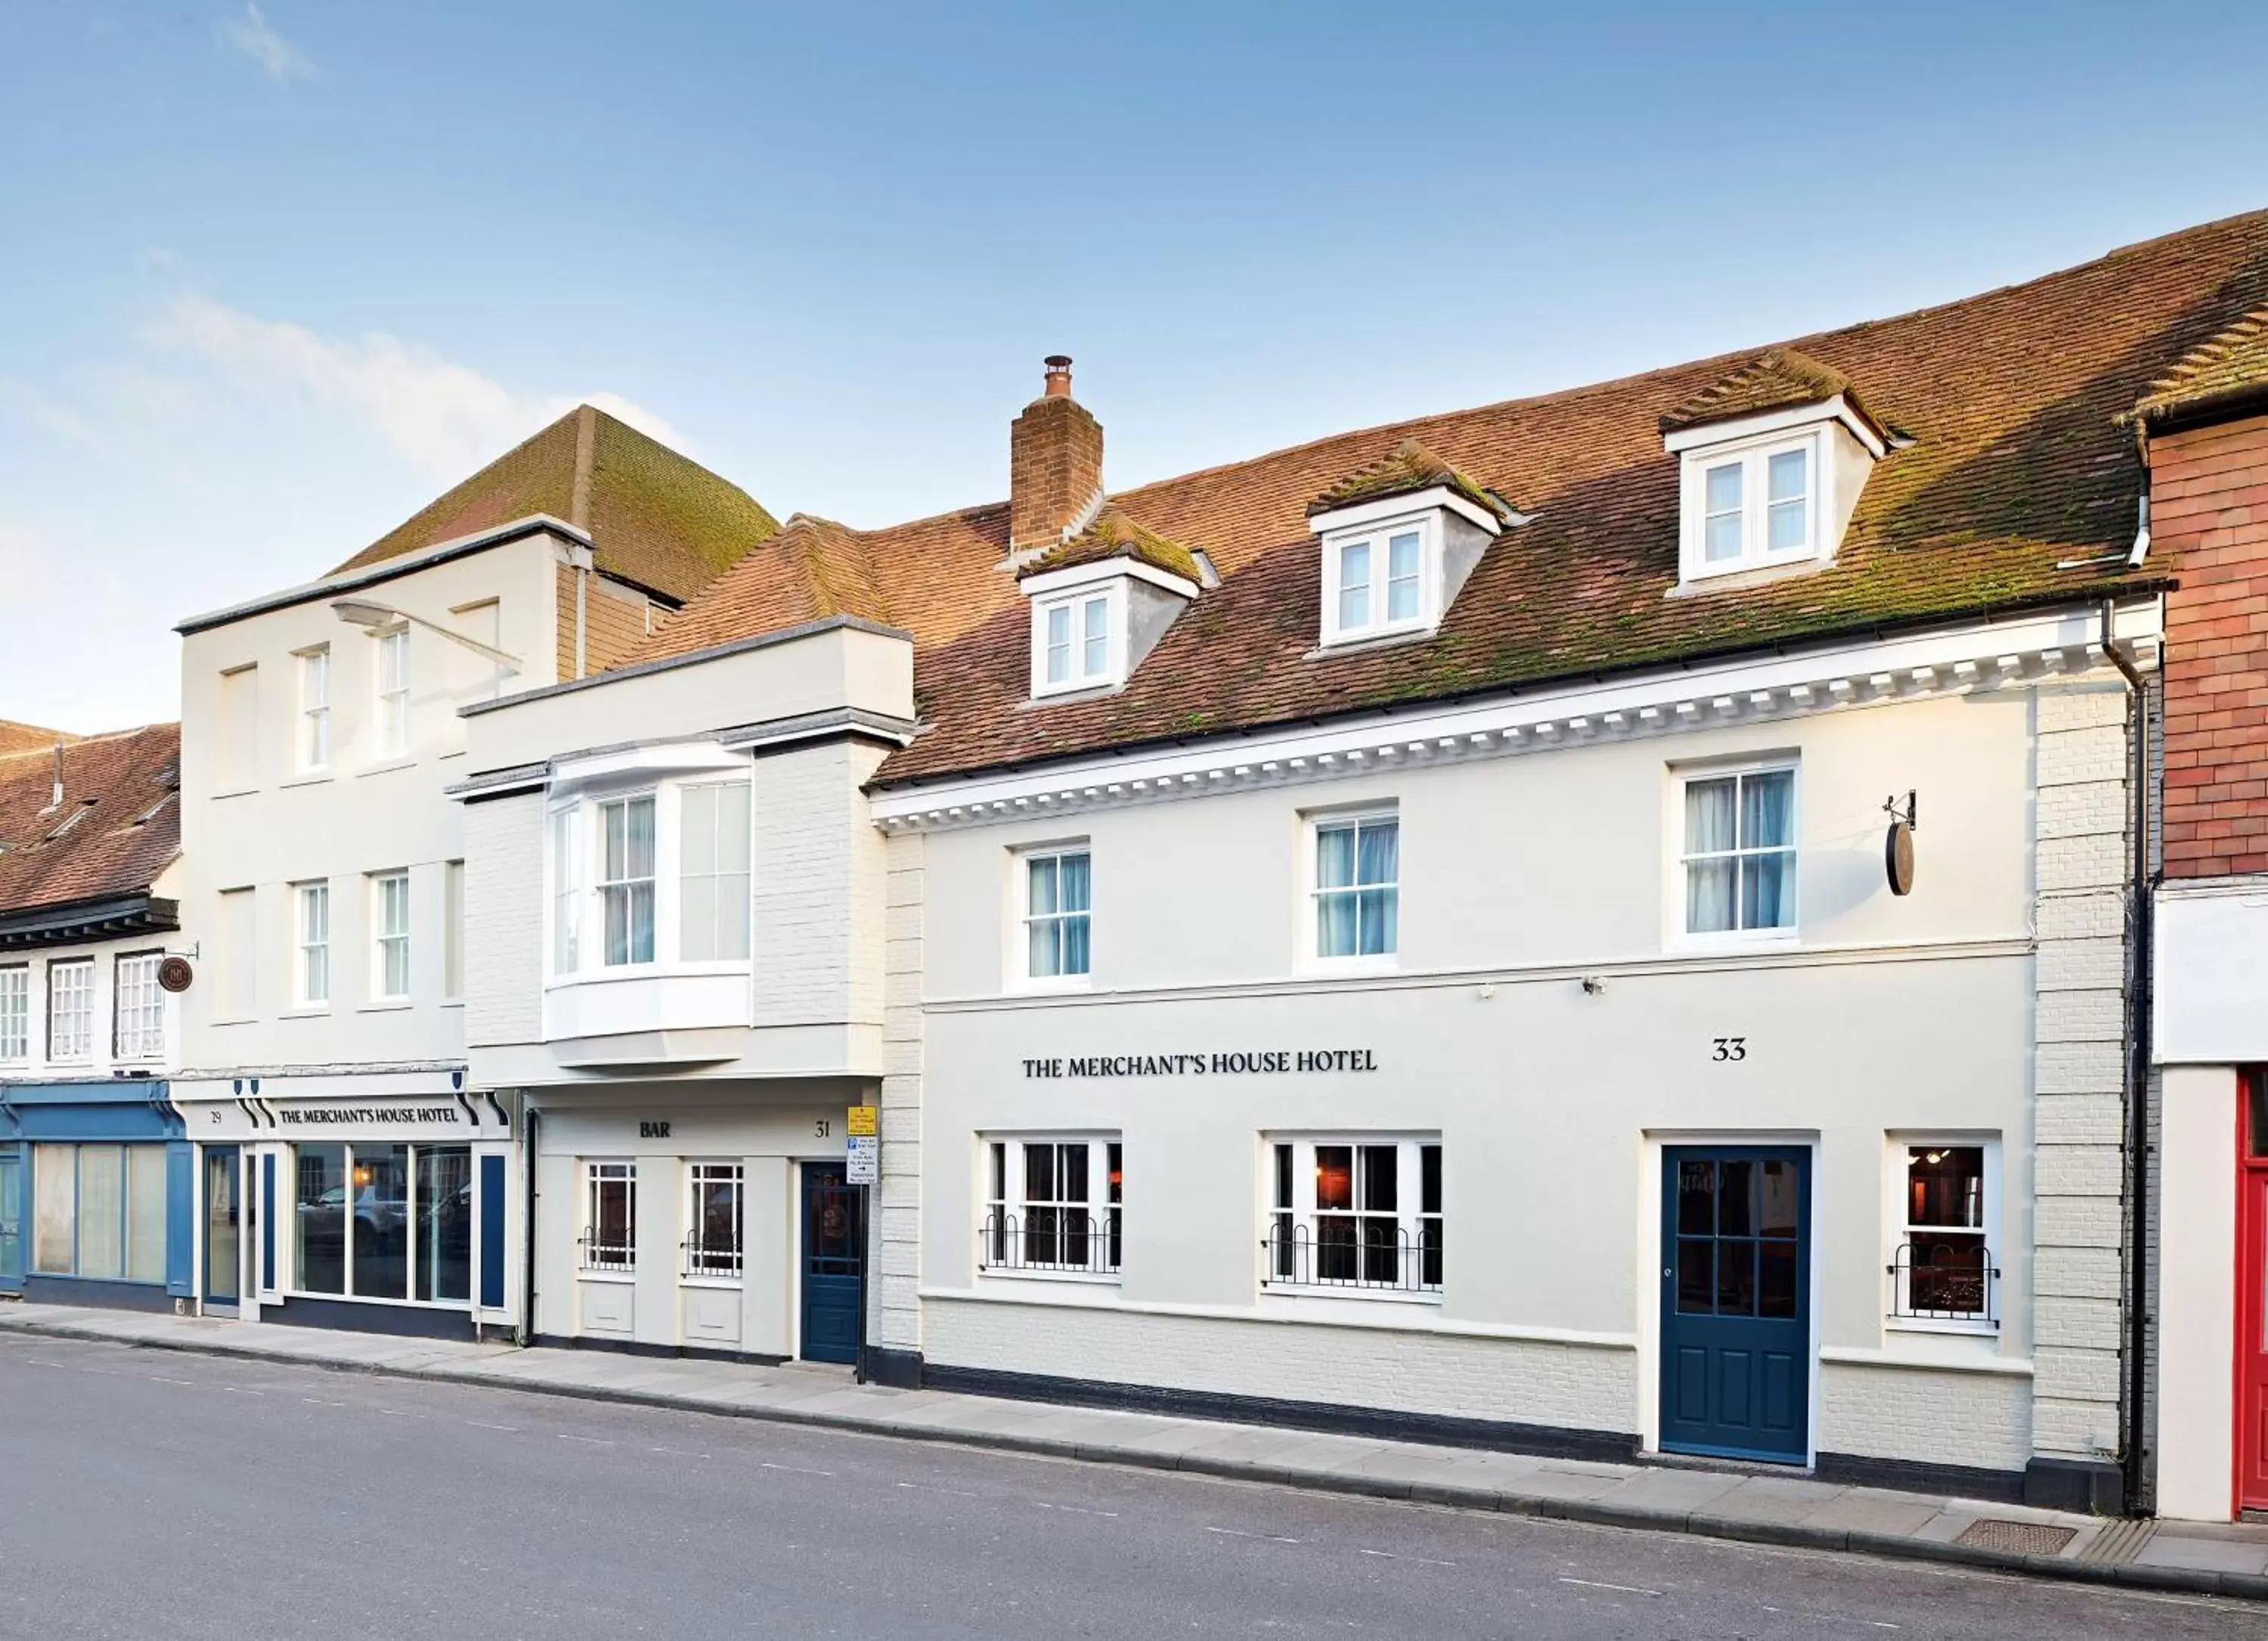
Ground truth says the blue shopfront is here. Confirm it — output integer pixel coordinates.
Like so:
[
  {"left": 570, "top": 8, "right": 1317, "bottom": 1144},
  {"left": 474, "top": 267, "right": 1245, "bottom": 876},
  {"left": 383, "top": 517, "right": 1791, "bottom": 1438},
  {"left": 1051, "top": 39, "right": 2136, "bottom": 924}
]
[{"left": 0, "top": 1078, "right": 192, "bottom": 1310}]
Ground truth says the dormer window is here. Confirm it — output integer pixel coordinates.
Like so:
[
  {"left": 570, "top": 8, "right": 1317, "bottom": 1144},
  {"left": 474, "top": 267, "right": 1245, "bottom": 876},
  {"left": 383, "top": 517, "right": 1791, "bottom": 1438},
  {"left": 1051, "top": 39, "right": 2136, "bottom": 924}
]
[
  {"left": 1307, "top": 440, "right": 1511, "bottom": 652},
  {"left": 1018, "top": 507, "right": 1201, "bottom": 701},
  {"left": 1660, "top": 349, "right": 1889, "bottom": 590}
]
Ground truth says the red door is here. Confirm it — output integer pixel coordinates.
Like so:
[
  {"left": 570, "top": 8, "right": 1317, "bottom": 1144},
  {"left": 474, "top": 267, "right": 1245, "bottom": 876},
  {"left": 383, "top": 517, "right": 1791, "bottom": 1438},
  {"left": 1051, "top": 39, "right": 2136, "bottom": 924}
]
[{"left": 2240, "top": 1070, "right": 2268, "bottom": 1512}]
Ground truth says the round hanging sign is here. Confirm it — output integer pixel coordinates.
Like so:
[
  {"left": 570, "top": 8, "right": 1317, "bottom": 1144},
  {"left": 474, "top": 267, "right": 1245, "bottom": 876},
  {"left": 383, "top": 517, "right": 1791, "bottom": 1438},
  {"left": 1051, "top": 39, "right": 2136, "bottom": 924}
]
[
  {"left": 1885, "top": 820, "right": 1916, "bottom": 896},
  {"left": 157, "top": 955, "right": 195, "bottom": 993}
]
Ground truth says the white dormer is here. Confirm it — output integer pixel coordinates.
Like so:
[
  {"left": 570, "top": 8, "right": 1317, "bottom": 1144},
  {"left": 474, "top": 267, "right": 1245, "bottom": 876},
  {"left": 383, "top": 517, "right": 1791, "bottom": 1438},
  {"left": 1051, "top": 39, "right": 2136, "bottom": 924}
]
[
  {"left": 1661, "top": 352, "right": 1888, "bottom": 588},
  {"left": 1020, "top": 509, "right": 1201, "bottom": 700},
  {"left": 1307, "top": 442, "right": 1510, "bottom": 650}
]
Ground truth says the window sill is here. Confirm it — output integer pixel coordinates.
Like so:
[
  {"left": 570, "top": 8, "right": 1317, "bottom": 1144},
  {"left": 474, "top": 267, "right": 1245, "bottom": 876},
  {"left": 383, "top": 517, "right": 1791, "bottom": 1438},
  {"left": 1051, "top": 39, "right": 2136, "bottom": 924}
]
[
  {"left": 1260, "top": 1283, "right": 1442, "bottom": 1307},
  {"left": 544, "top": 962, "right": 747, "bottom": 989},
  {"left": 284, "top": 1290, "right": 471, "bottom": 1311},
  {"left": 1300, "top": 955, "right": 1400, "bottom": 980},
  {"left": 441, "top": 998, "right": 464, "bottom": 1010},
  {"left": 357, "top": 1000, "right": 413, "bottom": 1013},
  {"left": 1666, "top": 929, "right": 1799, "bottom": 955},
  {"left": 209, "top": 786, "right": 259, "bottom": 801},
  {"left": 281, "top": 1006, "right": 332, "bottom": 1019},
  {"left": 356, "top": 758, "right": 416, "bottom": 779},
  {"left": 279, "top": 772, "right": 333, "bottom": 789},
  {"left": 978, "top": 1266, "right": 1122, "bottom": 1288},
  {"left": 1668, "top": 554, "right": 1830, "bottom": 597},
  {"left": 1024, "top": 679, "right": 1126, "bottom": 706},
  {"left": 1307, "top": 622, "right": 1439, "bottom": 659},
  {"left": 1885, "top": 1317, "right": 2000, "bottom": 1339},
  {"left": 575, "top": 1269, "right": 637, "bottom": 1285},
  {"left": 209, "top": 1016, "right": 256, "bottom": 1028},
  {"left": 1008, "top": 975, "right": 1092, "bottom": 997},
  {"left": 677, "top": 1275, "right": 745, "bottom": 1290}
]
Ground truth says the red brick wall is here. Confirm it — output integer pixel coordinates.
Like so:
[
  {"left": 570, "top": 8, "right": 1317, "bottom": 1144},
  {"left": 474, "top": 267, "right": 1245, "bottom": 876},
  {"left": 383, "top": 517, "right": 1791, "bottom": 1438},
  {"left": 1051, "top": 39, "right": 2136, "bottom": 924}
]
[
  {"left": 2154, "top": 411, "right": 2268, "bottom": 877},
  {"left": 1009, "top": 395, "right": 1103, "bottom": 553}
]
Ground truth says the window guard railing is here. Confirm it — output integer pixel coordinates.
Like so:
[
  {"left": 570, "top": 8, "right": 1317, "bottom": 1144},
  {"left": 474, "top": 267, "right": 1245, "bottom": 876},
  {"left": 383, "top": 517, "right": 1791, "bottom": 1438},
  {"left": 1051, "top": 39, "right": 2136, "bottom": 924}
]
[
  {"left": 576, "top": 1228, "right": 634, "bottom": 1273},
  {"left": 1888, "top": 1239, "right": 1998, "bottom": 1329},
  {"left": 1263, "top": 1220, "right": 1442, "bottom": 1295},
  {"left": 979, "top": 1211, "right": 1120, "bottom": 1277},
  {"left": 680, "top": 1236, "right": 743, "bottom": 1281}
]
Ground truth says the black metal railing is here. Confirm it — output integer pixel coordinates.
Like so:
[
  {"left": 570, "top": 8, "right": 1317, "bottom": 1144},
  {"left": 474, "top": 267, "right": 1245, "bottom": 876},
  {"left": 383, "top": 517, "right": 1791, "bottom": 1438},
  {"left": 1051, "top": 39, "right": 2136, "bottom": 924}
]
[
  {"left": 979, "top": 1211, "right": 1120, "bottom": 1277},
  {"left": 1263, "top": 1219, "right": 1442, "bottom": 1294},
  {"left": 576, "top": 1228, "right": 635, "bottom": 1273},
  {"left": 680, "top": 1236, "right": 743, "bottom": 1280},
  {"left": 1888, "top": 1239, "right": 1998, "bottom": 1328}
]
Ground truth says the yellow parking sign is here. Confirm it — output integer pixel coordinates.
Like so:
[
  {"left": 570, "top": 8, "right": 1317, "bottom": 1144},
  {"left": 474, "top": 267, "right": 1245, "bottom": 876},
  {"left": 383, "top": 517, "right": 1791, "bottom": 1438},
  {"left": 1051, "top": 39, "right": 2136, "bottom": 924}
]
[{"left": 847, "top": 1106, "right": 877, "bottom": 1137}]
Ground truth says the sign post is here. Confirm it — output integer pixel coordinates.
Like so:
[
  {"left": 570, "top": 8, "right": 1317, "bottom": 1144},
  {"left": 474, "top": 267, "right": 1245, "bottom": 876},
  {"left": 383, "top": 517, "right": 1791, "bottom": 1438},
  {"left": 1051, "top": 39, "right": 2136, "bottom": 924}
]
[{"left": 847, "top": 1106, "right": 878, "bottom": 1383}]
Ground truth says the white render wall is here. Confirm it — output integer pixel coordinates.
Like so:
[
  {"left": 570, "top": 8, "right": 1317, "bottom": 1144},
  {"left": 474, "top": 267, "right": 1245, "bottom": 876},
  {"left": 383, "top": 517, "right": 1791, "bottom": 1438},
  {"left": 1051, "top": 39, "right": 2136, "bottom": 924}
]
[
  {"left": 908, "top": 684, "right": 2054, "bottom": 1475},
  {"left": 0, "top": 860, "right": 188, "bottom": 1081},
  {"left": 2155, "top": 1064, "right": 2239, "bottom": 1521}
]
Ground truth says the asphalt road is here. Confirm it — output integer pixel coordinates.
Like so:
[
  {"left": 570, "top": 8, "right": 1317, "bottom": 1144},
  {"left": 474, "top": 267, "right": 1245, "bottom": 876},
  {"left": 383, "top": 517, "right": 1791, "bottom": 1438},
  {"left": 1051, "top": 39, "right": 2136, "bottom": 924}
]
[{"left": 0, "top": 1332, "right": 2254, "bottom": 1640}]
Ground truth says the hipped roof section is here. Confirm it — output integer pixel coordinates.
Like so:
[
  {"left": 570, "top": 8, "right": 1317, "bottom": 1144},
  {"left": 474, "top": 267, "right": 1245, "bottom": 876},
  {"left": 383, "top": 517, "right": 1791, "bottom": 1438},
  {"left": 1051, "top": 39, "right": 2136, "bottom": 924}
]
[
  {"left": 631, "top": 208, "right": 2268, "bottom": 787},
  {"left": 1017, "top": 507, "right": 1204, "bottom": 585},
  {"left": 0, "top": 724, "right": 180, "bottom": 914},
  {"left": 329, "top": 405, "right": 779, "bottom": 603},
  {"left": 1658, "top": 347, "right": 1888, "bottom": 443},
  {"left": 1309, "top": 438, "right": 1513, "bottom": 521},
  {"left": 2129, "top": 303, "right": 2268, "bottom": 428}
]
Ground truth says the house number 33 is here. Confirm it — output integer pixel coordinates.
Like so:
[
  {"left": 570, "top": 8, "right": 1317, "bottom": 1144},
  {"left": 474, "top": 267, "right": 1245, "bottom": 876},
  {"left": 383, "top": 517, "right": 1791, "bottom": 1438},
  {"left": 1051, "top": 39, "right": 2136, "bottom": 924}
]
[{"left": 1711, "top": 1038, "right": 1748, "bottom": 1062}]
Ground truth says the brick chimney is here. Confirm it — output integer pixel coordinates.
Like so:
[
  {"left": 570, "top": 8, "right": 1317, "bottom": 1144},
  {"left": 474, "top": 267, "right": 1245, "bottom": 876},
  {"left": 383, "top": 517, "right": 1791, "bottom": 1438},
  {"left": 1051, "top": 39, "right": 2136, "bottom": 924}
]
[{"left": 1010, "top": 355, "right": 1104, "bottom": 555}]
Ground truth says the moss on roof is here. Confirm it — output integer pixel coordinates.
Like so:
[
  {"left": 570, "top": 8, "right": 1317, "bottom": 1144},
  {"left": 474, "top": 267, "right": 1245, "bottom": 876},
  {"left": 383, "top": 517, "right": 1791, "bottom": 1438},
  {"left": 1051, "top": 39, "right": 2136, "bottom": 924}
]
[
  {"left": 1308, "top": 438, "right": 1509, "bottom": 520},
  {"left": 1018, "top": 507, "right": 1204, "bottom": 584},
  {"left": 1660, "top": 348, "right": 1886, "bottom": 442},
  {"left": 2130, "top": 305, "right": 2268, "bottom": 425},
  {"left": 330, "top": 406, "right": 779, "bottom": 604}
]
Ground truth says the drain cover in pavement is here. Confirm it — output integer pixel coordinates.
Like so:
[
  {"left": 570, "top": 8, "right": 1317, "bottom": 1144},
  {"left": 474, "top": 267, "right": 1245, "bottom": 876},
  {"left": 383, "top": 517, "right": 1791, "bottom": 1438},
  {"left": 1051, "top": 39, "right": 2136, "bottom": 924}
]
[{"left": 1953, "top": 1518, "right": 2078, "bottom": 1556}]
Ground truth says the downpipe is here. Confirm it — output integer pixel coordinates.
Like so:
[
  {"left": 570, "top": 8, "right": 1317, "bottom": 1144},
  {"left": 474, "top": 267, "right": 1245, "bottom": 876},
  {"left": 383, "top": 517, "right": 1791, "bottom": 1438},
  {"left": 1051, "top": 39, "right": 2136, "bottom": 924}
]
[
  {"left": 520, "top": 1103, "right": 541, "bottom": 1348},
  {"left": 2102, "top": 602, "right": 2154, "bottom": 1514}
]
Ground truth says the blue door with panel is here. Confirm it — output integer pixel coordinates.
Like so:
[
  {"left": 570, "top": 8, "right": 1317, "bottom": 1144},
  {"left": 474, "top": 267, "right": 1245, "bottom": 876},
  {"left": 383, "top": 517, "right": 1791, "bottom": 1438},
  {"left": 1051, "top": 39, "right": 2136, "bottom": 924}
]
[
  {"left": 0, "top": 1153, "right": 22, "bottom": 1289},
  {"left": 799, "top": 1163, "right": 863, "bottom": 1365},
  {"left": 1660, "top": 1146, "right": 1810, "bottom": 1463}
]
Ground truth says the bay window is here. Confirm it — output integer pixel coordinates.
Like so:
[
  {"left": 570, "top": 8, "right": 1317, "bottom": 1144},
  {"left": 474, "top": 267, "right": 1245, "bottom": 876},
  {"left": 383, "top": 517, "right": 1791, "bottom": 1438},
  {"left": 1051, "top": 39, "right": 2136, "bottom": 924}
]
[
  {"left": 551, "top": 808, "right": 582, "bottom": 973},
  {"left": 679, "top": 783, "right": 751, "bottom": 962},
  {"left": 1266, "top": 1136, "right": 1441, "bottom": 1297},
  {"left": 1681, "top": 766, "right": 1796, "bottom": 937},
  {"left": 46, "top": 957, "right": 93, "bottom": 1061},
  {"left": 599, "top": 795, "right": 656, "bottom": 966},
  {"left": 981, "top": 1135, "right": 1121, "bottom": 1280}
]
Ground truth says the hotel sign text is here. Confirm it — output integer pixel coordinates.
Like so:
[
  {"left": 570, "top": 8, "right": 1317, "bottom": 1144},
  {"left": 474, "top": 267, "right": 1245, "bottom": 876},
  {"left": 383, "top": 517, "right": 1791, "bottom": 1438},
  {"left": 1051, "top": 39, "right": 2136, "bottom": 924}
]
[{"left": 1022, "top": 1050, "right": 1377, "bottom": 1078}]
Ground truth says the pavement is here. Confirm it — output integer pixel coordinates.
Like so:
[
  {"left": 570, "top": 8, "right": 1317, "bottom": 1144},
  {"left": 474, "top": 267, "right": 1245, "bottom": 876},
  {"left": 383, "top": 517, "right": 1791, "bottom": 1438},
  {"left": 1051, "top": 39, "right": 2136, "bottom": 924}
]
[{"left": 5, "top": 1300, "right": 2267, "bottom": 1608}]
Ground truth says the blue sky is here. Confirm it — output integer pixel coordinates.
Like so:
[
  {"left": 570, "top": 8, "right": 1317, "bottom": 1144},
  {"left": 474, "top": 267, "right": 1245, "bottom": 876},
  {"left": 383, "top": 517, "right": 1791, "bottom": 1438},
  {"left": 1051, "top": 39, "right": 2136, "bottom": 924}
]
[{"left": 5, "top": 1, "right": 2266, "bottom": 730}]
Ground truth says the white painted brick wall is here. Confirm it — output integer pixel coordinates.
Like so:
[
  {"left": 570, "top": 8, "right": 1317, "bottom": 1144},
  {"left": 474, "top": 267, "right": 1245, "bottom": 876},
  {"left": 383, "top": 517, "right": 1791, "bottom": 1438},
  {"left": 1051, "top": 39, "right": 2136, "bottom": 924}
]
[
  {"left": 751, "top": 740, "right": 886, "bottom": 1029},
  {"left": 925, "top": 1298, "right": 1637, "bottom": 1434},
  {"left": 1817, "top": 1363, "right": 2031, "bottom": 1474},
  {"left": 2030, "top": 678, "right": 2132, "bottom": 1466},
  {"left": 463, "top": 793, "right": 543, "bottom": 1047}
]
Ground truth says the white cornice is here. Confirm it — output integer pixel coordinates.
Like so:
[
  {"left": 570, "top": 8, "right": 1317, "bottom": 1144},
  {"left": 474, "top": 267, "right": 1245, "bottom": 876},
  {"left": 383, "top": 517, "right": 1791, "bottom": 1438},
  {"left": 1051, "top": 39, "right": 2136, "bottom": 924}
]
[{"left": 872, "top": 600, "right": 2163, "bottom": 832}]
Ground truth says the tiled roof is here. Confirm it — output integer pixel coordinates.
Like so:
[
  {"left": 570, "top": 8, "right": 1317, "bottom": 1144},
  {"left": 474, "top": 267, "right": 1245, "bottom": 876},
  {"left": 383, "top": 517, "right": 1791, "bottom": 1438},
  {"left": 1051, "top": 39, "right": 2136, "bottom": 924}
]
[
  {"left": 636, "top": 208, "right": 2268, "bottom": 786},
  {"left": 0, "top": 721, "right": 75, "bottom": 758},
  {"left": 1309, "top": 439, "right": 1510, "bottom": 521},
  {"left": 636, "top": 513, "right": 897, "bottom": 658},
  {"left": 2130, "top": 304, "right": 2268, "bottom": 426},
  {"left": 1017, "top": 507, "right": 1204, "bottom": 585},
  {"left": 1659, "top": 348, "right": 1885, "bottom": 442},
  {"left": 330, "top": 405, "right": 779, "bottom": 603},
  {"left": 0, "top": 724, "right": 180, "bottom": 914}
]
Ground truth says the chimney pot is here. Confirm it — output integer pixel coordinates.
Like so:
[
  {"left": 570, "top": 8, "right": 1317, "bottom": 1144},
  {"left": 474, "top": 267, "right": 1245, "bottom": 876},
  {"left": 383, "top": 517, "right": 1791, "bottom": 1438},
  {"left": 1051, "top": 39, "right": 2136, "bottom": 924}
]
[{"left": 1043, "top": 355, "right": 1074, "bottom": 399}]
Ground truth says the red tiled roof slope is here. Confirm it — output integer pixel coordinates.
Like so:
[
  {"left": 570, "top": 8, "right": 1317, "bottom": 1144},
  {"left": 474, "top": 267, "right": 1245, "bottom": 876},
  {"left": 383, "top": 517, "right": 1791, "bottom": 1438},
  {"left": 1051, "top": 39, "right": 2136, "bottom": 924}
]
[
  {"left": 0, "top": 724, "right": 180, "bottom": 914},
  {"left": 330, "top": 407, "right": 779, "bottom": 603},
  {"left": 1018, "top": 507, "right": 1204, "bottom": 585},
  {"left": 2131, "top": 304, "right": 2268, "bottom": 426},
  {"left": 1659, "top": 348, "right": 1885, "bottom": 442},
  {"left": 0, "top": 721, "right": 76, "bottom": 758},
  {"left": 641, "top": 209, "right": 2268, "bottom": 785},
  {"left": 1309, "top": 439, "right": 1510, "bottom": 521}
]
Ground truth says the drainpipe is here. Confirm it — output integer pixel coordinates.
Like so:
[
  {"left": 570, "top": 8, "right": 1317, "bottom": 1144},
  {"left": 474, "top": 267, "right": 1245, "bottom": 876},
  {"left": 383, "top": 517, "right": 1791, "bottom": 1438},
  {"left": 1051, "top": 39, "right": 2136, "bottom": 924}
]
[
  {"left": 519, "top": 1103, "right": 541, "bottom": 1348},
  {"left": 2102, "top": 600, "right": 2154, "bottom": 1513}
]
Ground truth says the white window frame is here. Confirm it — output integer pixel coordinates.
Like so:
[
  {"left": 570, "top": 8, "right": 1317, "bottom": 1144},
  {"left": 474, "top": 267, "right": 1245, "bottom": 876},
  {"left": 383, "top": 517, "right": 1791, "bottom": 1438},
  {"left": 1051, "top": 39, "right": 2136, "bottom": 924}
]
[
  {"left": 442, "top": 859, "right": 464, "bottom": 1002},
  {"left": 1263, "top": 1134, "right": 1442, "bottom": 1302},
  {"left": 112, "top": 952, "right": 166, "bottom": 1062},
  {"left": 1886, "top": 1135, "right": 2001, "bottom": 1336},
  {"left": 1319, "top": 513, "right": 1439, "bottom": 646},
  {"left": 677, "top": 780, "right": 752, "bottom": 964},
  {"left": 45, "top": 958, "right": 94, "bottom": 1063},
  {"left": 597, "top": 793, "right": 658, "bottom": 968},
  {"left": 295, "top": 647, "right": 331, "bottom": 773},
  {"left": 1670, "top": 759, "right": 1799, "bottom": 948},
  {"left": 373, "top": 626, "right": 411, "bottom": 758},
  {"left": 550, "top": 805, "right": 583, "bottom": 976},
  {"left": 580, "top": 1160, "right": 636, "bottom": 1274},
  {"left": 293, "top": 880, "right": 331, "bottom": 1007},
  {"left": 1678, "top": 428, "right": 1820, "bottom": 582},
  {"left": 1305, "top": 808, "right": 1400, "bottom": 969},
  {"left": 370, "top": 870, "right": 411, "bottom": 1002},
  {"left": 683, "top": 1161, "right": 745, "bottom": 1283},
  {"left": 980, "top": 1134, "right": 1122, "bottom": 1284},
  {"left": 1015, "top": 844, "right": 1092, "bottom": 990},
  {"left": 0, "top": 964, "right": 27, "bottom": 1062},
  {"left": 1029, "top": 584, "right": 1122, "bottom": 697}
]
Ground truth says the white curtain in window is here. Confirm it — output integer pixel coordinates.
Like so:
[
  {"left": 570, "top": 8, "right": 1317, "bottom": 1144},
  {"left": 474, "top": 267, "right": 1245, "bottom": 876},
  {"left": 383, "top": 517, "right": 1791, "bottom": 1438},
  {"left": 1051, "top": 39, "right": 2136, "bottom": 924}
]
[
  {"left": 127, "top": 1146, "right": 167, "bottom": 1285},
  {"left": 1684, "top": 778, "right": 1737, "bottom": 932},
  {"left": 76, "top": 1146, "right": 123, "bottom": 1280},
  {"left": 1740, "top": 770, "right": 1796, "bottom": 928}
]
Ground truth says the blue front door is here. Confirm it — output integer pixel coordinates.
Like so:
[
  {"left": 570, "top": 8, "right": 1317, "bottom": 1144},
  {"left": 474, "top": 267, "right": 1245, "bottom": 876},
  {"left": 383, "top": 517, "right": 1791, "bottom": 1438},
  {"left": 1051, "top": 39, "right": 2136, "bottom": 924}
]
[
  {"left": 799, "top": 1163, "right": 862, "bottom": 1365},
  {"left": 0, "top": 1153, "right": 22, "bottom": 1289},
  {"left": 1660, "top": 1146, "right": 1811, "bottom": 1463}
]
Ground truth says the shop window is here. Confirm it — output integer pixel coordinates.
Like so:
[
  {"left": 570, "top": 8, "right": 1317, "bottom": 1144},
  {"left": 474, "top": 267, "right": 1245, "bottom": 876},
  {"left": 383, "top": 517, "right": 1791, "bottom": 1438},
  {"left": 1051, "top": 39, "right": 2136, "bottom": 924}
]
[
  {"left": 679, "top": 783, "right": 752, "bottom": 963},
  {"left": 684, "top": 1162, "right": 744, "bottom": 1280},
  {"left": 30, "top": 1143, "right": 167, "bottom": 1284},
  {"left": 0, "top": 965, "right": 26, "bottom": 1061},
  {"left": 46, "top": 957, "right": 93, "bottom": 1062},
  {"left": 1889, "top": 1140, "right": 2000, "bottom": 1331},
  {"left": 1265, "top": 1136, "right": 1440, "bottom": 1297},
  {"left": 113, "top": 952, "right": 165, "bottom": 1061},
  {"left": 581, "top": 1161, "right": 636, "bottom": 1271},
  {"left": 293, "top": 1140, "right": 470, "bottom": 1304},
  {"left": 981, "top": 1136, "right": 1121, "bottom": 1280}
]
